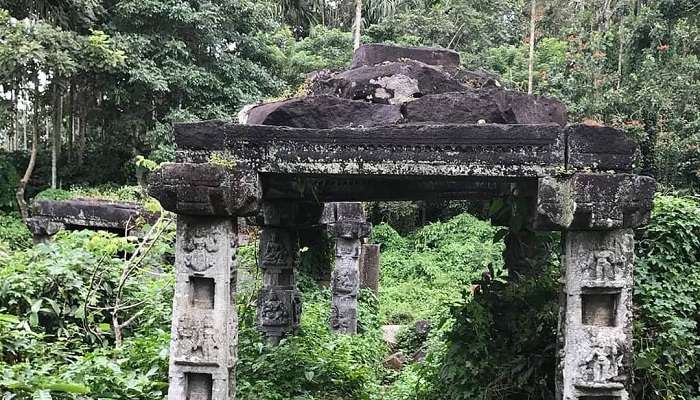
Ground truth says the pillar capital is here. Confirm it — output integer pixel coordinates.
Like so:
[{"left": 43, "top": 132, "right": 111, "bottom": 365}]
[{"left": 533, "top": 173, "right": 655, "bottom": 231}]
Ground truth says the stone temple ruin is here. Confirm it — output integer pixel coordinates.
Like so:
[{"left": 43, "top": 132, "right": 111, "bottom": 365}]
[
  {"left": 147, "top": 44, "right": 656, "bottom": 400},
  {"left": 27, "top": 198, "right": 159, "bottom": 242}
]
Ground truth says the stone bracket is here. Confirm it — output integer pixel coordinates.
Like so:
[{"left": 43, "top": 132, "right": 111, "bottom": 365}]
[
  {"left": 533, "top": 173, "right": 655, "bottom": 231},
  {"left": 148, "top": 163, "right": 259, "bottom": 216}
]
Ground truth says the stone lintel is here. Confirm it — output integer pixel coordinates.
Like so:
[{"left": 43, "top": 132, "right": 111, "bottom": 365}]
[
  {"left": 174, "top": 122, "right": 641, "bottom": 176},
  {"left": 27, "top": 199, "right": 158, "bottom": 235},
  {"left": 148, "top": 163, "right": 258, "bottom": 217},
  {"left": 175, "top": 122, "right": 566, "bottom": 177},
  {"left": 533, "top": 173, "right": 655, "bottom": 231},
  {"left": 256, "top": 200, "right": 324, "bottom": 228}
]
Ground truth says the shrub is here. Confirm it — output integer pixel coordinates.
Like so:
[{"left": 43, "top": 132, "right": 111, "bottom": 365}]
[{"left": 634, "top": 194, "right": 700, "bottom": 398}]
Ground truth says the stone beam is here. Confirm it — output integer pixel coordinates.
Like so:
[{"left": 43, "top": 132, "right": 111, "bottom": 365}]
[
  {"left": 174, "top": 122, "right": 567, "bottom": 177},
  {"left": 534, "top": 173, "right": 655, "bottom": 231},
  {"left": 173, "top": 122, "right": 639, "bottom": 176},
  {"left": 27, "top": 199, "right": 158, "bottom": 238}
]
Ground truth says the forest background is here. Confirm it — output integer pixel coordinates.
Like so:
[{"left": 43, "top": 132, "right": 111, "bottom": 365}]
[{"left": 0, "top": 0, "right": 699, "bottom": 399}]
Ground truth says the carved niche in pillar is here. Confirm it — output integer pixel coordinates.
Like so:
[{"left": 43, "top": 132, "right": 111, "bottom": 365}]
[{"left": 258, "top": 289, "right": 301, "bottom": 335}]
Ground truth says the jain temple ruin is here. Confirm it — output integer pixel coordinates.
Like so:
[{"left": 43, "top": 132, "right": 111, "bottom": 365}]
[{"left": 144, "top": 44, "right": 656, "bottom": 400}]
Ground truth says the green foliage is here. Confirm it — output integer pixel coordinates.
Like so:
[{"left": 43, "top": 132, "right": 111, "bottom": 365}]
[
  {"left": 263, "top": 25, "right": 353, "bottom": 91},
  {"left": 0, "top": 224, "right": 175, "bottom": 399},
  {"left": 0, "top": 151, "right": 20, "bottom": 212},
  {"left": 372, "top": 214, "right": 503, "bottom": 324},
  {"left": 236, "top": 286, "right": 386, "bottom": 400},
  {"left": 0, "top": 212, "right": 31, "bottom": 250},
  {"left": 34, "top": 185, "right": 157, "bottom": 208},
  {"left": 634, "top": 194, "right": 700, "bottom": 398}
]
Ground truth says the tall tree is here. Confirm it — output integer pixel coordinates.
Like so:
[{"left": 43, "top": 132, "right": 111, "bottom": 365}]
[{"left": 527, "top": 0, "right": 537, "bottom": 94}]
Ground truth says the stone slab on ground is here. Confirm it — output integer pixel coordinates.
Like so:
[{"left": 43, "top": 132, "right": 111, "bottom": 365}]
[{"left": 27, "top": 198, "right": 159, "bottom": 236}]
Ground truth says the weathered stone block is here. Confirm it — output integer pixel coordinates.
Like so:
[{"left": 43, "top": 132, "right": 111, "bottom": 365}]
[
  {"left": 534, "top": 174, "right": 655, "bottom": 230},
  {"left": 148, "top": 163, "right": 258, "bottom": 216},
  {"left": 567, "top": 125, "right": 639, "bottom": 172},
  {"left": 174, "top": 122, "right": 567, "bottom": 178},
  {"left": 309, "top": 59, "right": 466, "bottom": 104},
  {"left": 359, "top": 244, "right": 380, "bottom": 294},
  {"left": 245, "top": 95, "right": 403, "bottom": 128},
  {"left": 27, "top": 199, "right": 158, "bottom": 237},
  {"left": 403, "top": 89, "right": 567, "bottom": 126},
  {"left": 351, "top": 44, "right": 461, "bottom": 69}
]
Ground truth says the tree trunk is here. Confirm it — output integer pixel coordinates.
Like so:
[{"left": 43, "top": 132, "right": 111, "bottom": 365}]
[
  {"left": 51, "top": 83, "right": 60, "bottom": 189},
  {"left": 527, "top": 0, "right": 537, "bottom": 94},
  {"left": 352, "top": 0, "right": 362, "bottom": 51},
  {"left": 67, "top": 80, "right": 75, "bottom": 164},
  {"left": 617, "top": 13, "right": 625, "bottom": 89},
  {"left": 16, "top": 77, "right": 40, "bottom": 221}
]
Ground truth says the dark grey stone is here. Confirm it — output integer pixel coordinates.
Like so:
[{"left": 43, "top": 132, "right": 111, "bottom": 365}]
[
  {"left": 27, "top": 199, "right": 158, "bottom": 237},
  {"left": 309, "top": 59, "right": 467, "bottom": 104},
  {"left": 246, "top": 95, "right": 403, "bottom": 128},
  {"left": 403, "top": 89, "right": 567, "bottom": 126},
  {"left": 351, "top": 43, "right": 460, "bottom": 69}
]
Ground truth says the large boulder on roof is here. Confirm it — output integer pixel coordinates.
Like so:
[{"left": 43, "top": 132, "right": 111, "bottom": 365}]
[
  {"left": 403, "top": 89, "right": 567, "bottom": 125},
  {"left": 351, "top": 43, "right": 461, "bottom": 69},
  {"left": 309, "top": 59, "right": 467, "bottom": 105},
  {"left": 245, "top": 95, "right": 403, "bottom": 128}
]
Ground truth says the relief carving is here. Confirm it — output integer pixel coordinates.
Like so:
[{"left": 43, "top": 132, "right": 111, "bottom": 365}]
[
  {"left": 577, "top": 336, "right": 626, "bottom": 388},
  {"left": 332, "top": 267, "right": 358, "bottom": 296},
  {"left": 583, "top": 250, "right": 626, "bottom": 281},
  {"left": 261, "top": 291, "right": 290, "bottom": 327},
  {"left": 261, "top": 231, "right": 292, "bottom": 268},
  {"left": 331, "top": 304, "right": 355, "bottom": 332},
  {"left": 174, "top": 316, "right": 220, "bottom": 362},
  {"left": 336, "top": 240, "right": 361, "bottom": 258},
  {"left": 183, "top": 226, "right": 220, "bottom": 272}
]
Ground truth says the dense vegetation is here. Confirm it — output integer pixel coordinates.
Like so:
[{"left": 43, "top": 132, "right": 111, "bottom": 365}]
[
  {"left": 1, "top": 0, "right": 700, "bottom": 399},
  {"left": 1, "top": 195, "right": 700, "bottom": 399}
]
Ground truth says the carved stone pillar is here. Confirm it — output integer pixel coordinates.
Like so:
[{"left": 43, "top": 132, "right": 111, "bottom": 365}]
[
  {"left": 328, "top": 203, "right": 371, "bottom": 334},
  {"left": 359, "top": 243, "right": 380, "bottom": 294},
  {"left": 168, "top": 216, "right": 238, "bottom": 400},
  {"left": 256, "top": 202, "right": 303, "bottom": 343},
  {"left": 558, "top": 230, "right": 634, "bottom": 400}
]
